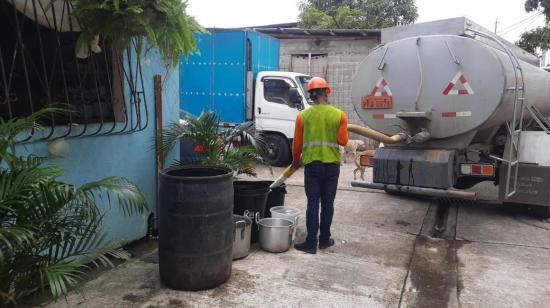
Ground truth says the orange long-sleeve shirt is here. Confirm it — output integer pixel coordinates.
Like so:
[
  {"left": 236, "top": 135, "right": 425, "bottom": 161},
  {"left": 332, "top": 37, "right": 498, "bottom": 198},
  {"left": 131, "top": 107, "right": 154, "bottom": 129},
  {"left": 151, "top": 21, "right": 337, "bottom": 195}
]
[{"left": 292, "top": 111, "right": 349, "bottom": 163}]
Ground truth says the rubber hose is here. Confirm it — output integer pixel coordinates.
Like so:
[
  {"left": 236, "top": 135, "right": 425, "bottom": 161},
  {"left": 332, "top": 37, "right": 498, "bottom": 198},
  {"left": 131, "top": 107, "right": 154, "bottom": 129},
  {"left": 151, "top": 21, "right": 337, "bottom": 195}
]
[
  {"left": 270, "top": 163, "right": 301, "bottom": 189},
  {"left": 347, "top": 124, "right": 406, "bottom": 144}
]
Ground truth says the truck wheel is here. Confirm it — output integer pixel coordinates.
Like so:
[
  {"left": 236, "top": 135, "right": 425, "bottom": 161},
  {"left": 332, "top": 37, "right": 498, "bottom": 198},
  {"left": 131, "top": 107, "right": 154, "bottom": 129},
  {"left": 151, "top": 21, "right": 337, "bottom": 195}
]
[{"left": 266, "top": 134, "right": 291, "bottom": 167}]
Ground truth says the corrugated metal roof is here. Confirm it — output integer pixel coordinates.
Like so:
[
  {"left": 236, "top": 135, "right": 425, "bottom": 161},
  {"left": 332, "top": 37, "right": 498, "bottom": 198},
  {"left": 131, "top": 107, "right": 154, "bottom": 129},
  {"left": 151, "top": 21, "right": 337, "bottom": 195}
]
[{"left": 253, "top": 27, "right": 381, "bottom": 39}]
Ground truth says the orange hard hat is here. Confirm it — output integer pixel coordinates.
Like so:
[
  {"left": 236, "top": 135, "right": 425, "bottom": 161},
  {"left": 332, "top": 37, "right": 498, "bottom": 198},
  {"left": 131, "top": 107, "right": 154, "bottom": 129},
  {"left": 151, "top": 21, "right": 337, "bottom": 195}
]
[{"left": 307, "top": 77, "right": 332, "bottom": 95}]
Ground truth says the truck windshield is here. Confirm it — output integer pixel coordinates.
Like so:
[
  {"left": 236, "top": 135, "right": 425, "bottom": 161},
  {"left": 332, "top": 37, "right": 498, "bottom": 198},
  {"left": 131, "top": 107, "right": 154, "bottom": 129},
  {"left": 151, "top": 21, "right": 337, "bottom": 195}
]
[{"left": 296, "top": 76, "right": 311, "bottom": 93}]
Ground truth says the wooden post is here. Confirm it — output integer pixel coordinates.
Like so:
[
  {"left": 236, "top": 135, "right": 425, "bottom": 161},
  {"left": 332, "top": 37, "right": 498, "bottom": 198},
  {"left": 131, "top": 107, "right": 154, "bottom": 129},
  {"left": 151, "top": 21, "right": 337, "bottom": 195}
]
[{"left": 154, "top": 75, "right": 164, "bottom": 170}]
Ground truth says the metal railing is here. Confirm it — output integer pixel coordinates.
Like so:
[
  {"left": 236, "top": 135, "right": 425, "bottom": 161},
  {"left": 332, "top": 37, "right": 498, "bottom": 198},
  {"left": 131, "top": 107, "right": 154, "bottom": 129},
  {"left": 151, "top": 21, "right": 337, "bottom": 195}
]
[{"left": 0, "top": 0, "right": 149, "bottom": 142}]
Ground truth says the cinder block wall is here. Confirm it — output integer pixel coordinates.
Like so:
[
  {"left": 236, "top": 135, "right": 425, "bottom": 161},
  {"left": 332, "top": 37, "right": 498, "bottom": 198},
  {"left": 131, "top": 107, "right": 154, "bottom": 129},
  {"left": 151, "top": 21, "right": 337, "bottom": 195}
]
[{"left": 278, "top": 37, "right": 380, "bottom": 147}]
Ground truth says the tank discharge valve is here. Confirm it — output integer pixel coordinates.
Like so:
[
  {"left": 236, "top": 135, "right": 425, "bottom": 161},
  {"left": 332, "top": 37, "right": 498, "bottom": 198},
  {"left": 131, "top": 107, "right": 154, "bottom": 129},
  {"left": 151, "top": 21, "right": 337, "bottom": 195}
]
[{"left": 408, "top": 128, "right": 431, "bottom": 144}]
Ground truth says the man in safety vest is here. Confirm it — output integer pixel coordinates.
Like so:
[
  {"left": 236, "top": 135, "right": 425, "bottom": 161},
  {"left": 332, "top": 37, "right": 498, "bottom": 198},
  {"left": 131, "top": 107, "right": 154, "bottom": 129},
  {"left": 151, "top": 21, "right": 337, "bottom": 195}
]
[{"left": 292, "top": 77, "right": 349, "bottom": 254}]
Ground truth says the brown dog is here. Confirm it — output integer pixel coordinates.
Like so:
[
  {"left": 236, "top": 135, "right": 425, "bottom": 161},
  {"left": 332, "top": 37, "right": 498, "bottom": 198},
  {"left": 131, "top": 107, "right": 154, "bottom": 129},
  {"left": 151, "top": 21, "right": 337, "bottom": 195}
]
[
  {"left": 353, "top": 150, "right": 375, "bottom": 181},
  {"left": 342, "top": 139, "right": 366, "bottom": 163}
]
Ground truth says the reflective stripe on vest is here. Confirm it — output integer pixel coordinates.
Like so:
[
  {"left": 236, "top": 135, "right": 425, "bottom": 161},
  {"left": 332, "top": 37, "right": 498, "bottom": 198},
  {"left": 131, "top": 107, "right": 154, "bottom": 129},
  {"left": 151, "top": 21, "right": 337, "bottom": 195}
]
[{"left": 303, "top": 141, "right": 340, "bottom": 149}]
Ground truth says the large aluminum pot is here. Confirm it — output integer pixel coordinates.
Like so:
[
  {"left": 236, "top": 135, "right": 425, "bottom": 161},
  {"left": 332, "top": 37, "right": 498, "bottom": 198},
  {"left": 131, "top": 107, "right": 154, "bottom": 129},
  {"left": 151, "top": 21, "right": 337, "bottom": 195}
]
[
  {"left": 270, "top": 206, "right": 300, "bottom": 242},
  {"left": 257, "top": 218, "right": 294, "bottom": 253},
  {"left": 232, "top": 215, "right": 252, "bottom": 260}
]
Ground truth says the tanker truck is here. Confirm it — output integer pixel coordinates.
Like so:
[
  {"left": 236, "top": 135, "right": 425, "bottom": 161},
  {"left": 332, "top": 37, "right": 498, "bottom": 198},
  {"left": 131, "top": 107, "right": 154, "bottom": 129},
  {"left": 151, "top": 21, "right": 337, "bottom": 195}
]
[{"left": 349, "top": 18, "right": 550, "bottom": 217}]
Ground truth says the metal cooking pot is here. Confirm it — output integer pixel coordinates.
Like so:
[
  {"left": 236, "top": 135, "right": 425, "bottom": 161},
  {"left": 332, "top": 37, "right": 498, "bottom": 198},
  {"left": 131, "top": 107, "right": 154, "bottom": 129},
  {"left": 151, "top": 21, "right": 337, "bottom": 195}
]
[
  {"left": 257, "top": 217, "right": 294, "bottom": 253},
  {"left": 233, "top": 215, "right": 252, "bottom": 260},
  {"left": 270, "top": 206, "right": 300, "bottom": 242}
]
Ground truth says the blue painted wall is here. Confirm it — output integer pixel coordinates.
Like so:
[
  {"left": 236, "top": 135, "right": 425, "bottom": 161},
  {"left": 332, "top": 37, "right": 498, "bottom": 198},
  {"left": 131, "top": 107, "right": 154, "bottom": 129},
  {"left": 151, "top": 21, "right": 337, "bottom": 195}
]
[
  {"left": 16, "top": 47, "right": 180, "bottom": 246},
  {"left": 180, "top": 29, "right": 279, "bottom": 124}
]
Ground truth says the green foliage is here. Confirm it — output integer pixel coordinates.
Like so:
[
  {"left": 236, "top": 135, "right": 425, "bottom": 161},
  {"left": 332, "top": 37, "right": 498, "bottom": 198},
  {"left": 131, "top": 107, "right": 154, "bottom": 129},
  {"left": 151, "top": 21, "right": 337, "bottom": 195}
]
[
  {"left": 517, "top": 27, "right": 550, "bottom": 54},
  {"left": 298, "top": 0, "right": 418, "bottom": 29},
  {"left": 161, "top": 111, "right": 269, "bottom": 176},
  {"left": 72, "top": 0, "right": 205, "bottom": 66},
  {"left": 525, "top": 0, "right": 550, "bottom": 20},
  {"left": 0, "top": 109, "right": 149, "bottom": 304},
  {"left": 518, "top": 1, "right": 550, "bottom": 54}
]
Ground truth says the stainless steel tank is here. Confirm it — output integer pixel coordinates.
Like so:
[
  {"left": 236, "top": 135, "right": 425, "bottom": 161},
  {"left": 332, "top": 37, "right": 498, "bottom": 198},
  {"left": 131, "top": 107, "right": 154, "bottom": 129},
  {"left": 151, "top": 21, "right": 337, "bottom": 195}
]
[{"left": 352, "top": 19, "right": 550, "bottom": 148}]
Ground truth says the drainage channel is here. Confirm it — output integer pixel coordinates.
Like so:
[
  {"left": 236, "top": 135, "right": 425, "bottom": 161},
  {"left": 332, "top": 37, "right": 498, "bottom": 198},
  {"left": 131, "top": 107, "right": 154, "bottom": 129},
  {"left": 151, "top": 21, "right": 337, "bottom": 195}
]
[{"left": 398, "top": 198, "right": 464, "bottom": 308}]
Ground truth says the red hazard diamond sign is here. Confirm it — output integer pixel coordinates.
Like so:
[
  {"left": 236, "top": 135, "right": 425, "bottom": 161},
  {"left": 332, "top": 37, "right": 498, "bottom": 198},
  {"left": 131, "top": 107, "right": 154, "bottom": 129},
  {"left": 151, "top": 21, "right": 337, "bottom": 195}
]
[
  {"left": 443, "top": 72, "right": 474, "bottom": 96},
  {"left": 370, "top": 77, "right": 393, "bottom": 97},
  {"left": 361, "top": 77, "right": 393, "bottom": 109}
]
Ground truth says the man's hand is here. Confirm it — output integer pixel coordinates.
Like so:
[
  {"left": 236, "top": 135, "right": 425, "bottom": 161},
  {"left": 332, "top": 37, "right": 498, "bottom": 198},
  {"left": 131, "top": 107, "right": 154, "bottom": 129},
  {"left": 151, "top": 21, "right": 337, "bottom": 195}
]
[{"left": 291, "top": 160, "right": 302, "bottom": 169}]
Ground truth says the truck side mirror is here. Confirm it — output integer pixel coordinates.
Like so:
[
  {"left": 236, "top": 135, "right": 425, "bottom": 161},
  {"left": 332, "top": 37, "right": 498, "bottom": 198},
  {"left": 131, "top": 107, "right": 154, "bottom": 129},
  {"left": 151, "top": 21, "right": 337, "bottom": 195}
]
[{"left": 288, "top": 88, "right": 303, "bottom": 109}]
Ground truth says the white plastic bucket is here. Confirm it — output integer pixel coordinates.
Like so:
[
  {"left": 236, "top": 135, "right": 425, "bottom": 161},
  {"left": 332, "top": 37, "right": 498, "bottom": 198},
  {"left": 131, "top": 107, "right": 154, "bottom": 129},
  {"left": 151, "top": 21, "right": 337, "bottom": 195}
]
[{"left": 270, "top": 206, "right": 300, "bottom": 241}]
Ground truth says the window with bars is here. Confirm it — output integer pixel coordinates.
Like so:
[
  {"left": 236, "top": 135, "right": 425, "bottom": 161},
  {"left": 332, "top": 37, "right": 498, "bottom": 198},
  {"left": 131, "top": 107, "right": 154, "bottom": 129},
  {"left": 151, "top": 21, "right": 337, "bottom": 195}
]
[{"left": 0, "top": 0, "right": 148, "bottom": 140}]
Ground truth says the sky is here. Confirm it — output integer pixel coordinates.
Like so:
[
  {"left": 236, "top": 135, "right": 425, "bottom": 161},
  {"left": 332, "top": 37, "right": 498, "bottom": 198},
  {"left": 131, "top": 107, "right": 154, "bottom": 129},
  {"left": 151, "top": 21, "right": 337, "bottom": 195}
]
[{"left": 186, "top": 0, "right": 547, "bottom": 43}]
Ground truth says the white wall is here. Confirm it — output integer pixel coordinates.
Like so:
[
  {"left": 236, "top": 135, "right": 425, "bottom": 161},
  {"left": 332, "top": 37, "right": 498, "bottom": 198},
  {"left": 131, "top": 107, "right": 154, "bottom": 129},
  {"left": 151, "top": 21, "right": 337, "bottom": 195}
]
[{"left": 543, "top": 51, "right": 550, "bottom": 67}]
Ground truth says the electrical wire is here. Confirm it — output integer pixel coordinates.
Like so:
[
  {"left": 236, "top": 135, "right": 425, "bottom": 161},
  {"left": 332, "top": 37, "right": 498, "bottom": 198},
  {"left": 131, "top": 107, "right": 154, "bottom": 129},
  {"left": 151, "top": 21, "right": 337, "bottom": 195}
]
[
  {"left": 520, "top": 14, "right": 545, "bottom": 34},
  {"left": 498, "top": 12, "right": 543, "bottom": 35},
  {"left": 498, "top": 12, "right": 542, "bottom": 34}
]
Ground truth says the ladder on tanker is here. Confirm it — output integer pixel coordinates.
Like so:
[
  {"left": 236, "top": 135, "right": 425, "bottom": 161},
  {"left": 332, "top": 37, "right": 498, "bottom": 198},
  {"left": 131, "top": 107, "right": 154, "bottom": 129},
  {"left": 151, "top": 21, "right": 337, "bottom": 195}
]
[
  {"left": 467, "top": 29, "right": 550, "bottom": 199},
  {"left": 504, "top": 54, "right": 524, "bottom": 199}
]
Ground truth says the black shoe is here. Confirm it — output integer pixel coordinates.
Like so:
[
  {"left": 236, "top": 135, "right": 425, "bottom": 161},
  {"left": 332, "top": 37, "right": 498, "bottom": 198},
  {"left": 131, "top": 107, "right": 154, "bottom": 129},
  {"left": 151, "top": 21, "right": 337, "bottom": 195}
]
[
  {"left": 294, "top": 241, "right": 317, "bottom": 254},
  {"left": 319, "top": 239, "right": 335, "bottom": 249}
]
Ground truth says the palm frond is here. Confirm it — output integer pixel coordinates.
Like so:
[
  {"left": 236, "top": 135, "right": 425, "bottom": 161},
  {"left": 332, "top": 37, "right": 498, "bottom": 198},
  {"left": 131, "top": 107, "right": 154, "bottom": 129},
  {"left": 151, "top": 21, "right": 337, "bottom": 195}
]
[
  {"left": 0, "top": 108, "right": 64, "bottom": 167},
  {"left": 78, "top": 177, "right": 149, "bottom": 216},
  {"left": 160, "top": 122, "right": 189, "bottom": 159},
  {"left": 88, "top": 247, "right": 131, "bottom": 269},
  {"left": 0, "top": 227, "right": 34, "bottom": 260},
  {"left": 39, "top": 262, "right": 87, "bottom": 300},
  {"left": 160, "top": 111, "right": 270, "bottom": 175}
]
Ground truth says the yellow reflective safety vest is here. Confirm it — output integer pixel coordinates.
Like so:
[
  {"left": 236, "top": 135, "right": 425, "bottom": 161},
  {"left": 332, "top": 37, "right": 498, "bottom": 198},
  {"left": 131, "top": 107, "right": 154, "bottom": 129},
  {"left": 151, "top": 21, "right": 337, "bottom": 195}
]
[{"left": 300, "top": 104, "right": 343, "bottom": 165}]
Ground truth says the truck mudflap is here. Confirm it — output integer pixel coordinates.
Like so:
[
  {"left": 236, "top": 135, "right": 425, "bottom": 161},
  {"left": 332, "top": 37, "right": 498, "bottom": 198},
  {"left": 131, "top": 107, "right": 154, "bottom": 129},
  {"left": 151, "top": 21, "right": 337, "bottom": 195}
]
[{"left": 351, "top": 181, "right": 477, "bottom": 200}]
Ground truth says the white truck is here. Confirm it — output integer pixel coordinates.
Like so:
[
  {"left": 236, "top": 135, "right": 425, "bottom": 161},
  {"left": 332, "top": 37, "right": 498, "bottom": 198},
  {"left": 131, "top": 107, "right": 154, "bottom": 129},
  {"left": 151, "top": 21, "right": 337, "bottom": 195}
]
[
  {"left": 253, "top": 71, "right": 311, "bottom": 166},
  {"left": 180, "top": 29, "right": 311, "bottom": 166}
]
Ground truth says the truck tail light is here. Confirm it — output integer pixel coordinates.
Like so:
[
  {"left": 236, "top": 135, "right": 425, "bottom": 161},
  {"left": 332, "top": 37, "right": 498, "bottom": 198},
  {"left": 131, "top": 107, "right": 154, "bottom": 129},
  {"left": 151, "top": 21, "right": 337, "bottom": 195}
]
[
  {"left": 460, "top": 163, "right": 495, "bottom": 177},
  {"left": 360, "top": 154, "right": 374, "bottom": 167}
]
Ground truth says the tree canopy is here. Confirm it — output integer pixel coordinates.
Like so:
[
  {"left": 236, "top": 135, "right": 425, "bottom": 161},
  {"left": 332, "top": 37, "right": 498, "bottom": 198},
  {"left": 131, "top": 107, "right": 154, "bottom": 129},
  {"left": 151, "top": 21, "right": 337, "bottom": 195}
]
[
  {"left": 517, "top": 0, "right": 550, "bottom": 54},
  {"left": 298, "top": 0, "right": 418, "bottom": 29}
]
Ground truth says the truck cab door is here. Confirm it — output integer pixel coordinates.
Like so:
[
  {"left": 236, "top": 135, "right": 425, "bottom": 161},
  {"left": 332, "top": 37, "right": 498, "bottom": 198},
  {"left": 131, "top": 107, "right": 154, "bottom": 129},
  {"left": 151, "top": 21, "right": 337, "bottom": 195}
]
[{"left": 255, "top": 76, "right": 307, "bottom": 138}]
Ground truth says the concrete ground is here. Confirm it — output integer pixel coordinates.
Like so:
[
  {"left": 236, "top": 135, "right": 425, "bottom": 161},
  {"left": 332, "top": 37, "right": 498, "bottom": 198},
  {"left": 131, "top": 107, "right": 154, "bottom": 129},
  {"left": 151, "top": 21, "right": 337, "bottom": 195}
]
[{"left": 47, "top": 164, "right": 550, "bottom": 308}]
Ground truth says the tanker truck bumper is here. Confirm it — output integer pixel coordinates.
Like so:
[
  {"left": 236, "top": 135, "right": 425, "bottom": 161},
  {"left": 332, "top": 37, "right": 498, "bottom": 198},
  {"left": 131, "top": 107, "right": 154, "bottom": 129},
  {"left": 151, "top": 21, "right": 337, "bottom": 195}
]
[
  {"left": 353, "top": 147, "right": 476, "bottom": 200},
  {"left": 372, "top": 148, "right": 457, "bottom": 189}
]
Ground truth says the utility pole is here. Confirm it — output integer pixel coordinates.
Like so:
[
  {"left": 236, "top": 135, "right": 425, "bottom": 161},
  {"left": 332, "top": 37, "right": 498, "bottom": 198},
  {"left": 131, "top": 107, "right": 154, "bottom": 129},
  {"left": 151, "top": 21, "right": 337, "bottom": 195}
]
[{"left": 494, "top": 18, "right": 498, "bottom": 34}]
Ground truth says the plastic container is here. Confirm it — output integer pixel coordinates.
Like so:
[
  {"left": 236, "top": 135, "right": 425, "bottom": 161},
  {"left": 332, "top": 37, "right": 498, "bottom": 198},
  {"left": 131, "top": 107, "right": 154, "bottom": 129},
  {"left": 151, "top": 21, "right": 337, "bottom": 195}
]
[
  {"left": 158, "top": 166, "right": 233, "bottom": 291},
  {"left": 233, "top": 181, "right": 271, "bottom": 243}
]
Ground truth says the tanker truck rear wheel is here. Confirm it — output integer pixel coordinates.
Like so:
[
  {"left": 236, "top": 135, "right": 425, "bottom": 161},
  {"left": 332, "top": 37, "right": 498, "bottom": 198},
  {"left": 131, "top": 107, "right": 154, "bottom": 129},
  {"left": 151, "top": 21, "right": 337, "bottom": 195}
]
[{"left": 266, "top": 134, "right": 291, "bottom": 167}]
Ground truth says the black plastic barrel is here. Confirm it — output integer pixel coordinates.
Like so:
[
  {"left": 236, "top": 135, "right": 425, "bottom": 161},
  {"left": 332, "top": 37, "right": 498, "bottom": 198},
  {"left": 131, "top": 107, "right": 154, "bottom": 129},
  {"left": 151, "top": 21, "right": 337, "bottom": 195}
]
[
  {"left": 159, "top": 166, "right": 233, "bottom": 291},
  {"left": 256, "top": 181, "right": 287, "bottom": 218},
  {"left": 233, "top": 181, "right": 271, "bottom": 243}
]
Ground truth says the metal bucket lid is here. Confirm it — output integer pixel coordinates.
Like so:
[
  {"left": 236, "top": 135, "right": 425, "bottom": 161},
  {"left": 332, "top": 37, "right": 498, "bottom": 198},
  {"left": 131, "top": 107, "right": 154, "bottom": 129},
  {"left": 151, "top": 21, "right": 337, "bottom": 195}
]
[{"left": 270, "top": 206, "right": 300, "bottom": 216}]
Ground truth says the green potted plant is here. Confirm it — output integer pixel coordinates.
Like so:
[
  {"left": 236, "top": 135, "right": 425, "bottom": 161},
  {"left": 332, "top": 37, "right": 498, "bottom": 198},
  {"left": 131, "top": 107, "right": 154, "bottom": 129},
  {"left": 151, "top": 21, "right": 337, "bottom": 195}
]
[
  {"left": 71, "top": 0, "right": 205, "bottom": 66},
  {"left": 160, "top": 111, "right": 269, "bottom": 176},
  {"left": 0, "top": 109, "right": 148, "bottom": 305}
]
